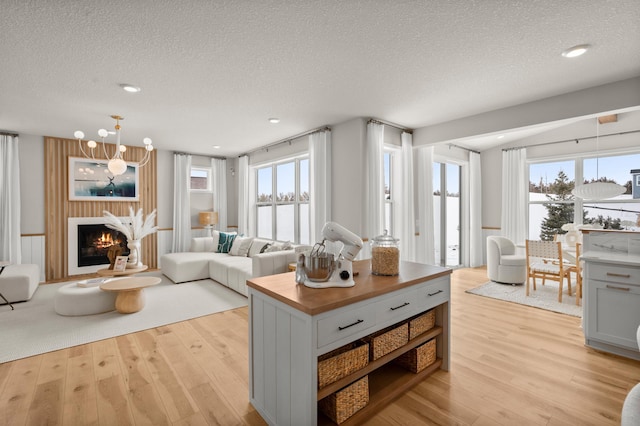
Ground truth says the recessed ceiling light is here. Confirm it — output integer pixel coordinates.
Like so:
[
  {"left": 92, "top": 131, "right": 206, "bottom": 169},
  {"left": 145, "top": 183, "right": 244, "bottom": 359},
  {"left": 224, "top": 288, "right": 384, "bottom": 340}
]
[
  {"left": 213, "top": 145, "right": 220, "bottom": 149},
  {"left": 268, "top": 118, "right": 280, "bottom": 124},
  {"left": 561, "top": 44, "right": 590, "bottom": 58},
  {"left": 497, "top": 135, "right": 505, "bottom": 139},
  {"left": 120, "top": 83, "right": 141, "bottom": 93}
]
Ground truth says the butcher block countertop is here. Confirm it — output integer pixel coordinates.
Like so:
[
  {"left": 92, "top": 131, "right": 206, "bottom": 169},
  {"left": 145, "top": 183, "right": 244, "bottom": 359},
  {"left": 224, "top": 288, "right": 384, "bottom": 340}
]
[{"left": 247, "top": 259, "right": 451, "bottom": 316}]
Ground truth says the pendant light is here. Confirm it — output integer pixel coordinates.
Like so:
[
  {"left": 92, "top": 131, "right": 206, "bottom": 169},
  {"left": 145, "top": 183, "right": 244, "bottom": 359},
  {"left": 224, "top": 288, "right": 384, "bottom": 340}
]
[{"left": 571, "top": 118, "right": 625, "bottom": 200}]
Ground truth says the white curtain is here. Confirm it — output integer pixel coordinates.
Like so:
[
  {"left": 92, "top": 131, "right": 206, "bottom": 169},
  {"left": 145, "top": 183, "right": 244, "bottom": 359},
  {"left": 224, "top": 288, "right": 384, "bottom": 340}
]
[
  {"left": 0, "top": 135, "right": 21, "bottom": 264},
  {"left": 309, "top": 130, "right": 332, "bottom": 244},
  {"left": 416, "top": 146, "right": 435, "bottom": 265},
  {"left": 237, "top": 155, "right": 250, "bottom": 235},
  {"left": 172, "top": 153, "right": 192, "bottom": 252},
  {"left": 469, "top": 151, "right": 483, "bottom": 267},
  {"left": 211, "top": 158, "right": 227, "bottom": 232},
  {"left": 501, "top": 148, "right": 527, "bottom": 244},
  {"left": 365, "top": 122, "right": 385, "bottom": 257},
  {"left": 399, "top": 132, "right": 416, "bottom": 261}
]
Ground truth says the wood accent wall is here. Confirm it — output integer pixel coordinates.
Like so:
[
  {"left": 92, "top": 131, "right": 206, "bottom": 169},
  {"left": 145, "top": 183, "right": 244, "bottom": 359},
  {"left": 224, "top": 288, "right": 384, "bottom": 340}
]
[{"left": 44, "top": 137, "right": 158, "bottom": 281}]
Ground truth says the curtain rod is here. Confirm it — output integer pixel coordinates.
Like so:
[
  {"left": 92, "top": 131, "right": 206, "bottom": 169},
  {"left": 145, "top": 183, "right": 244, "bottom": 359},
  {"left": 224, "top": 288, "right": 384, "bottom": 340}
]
[
  {"left": 502, "top": 129, "right": 640, "bottom": 152},
  {"left": 241, "top": 126, "right": 331, "bottom": 157},
  {"left": 448, "top": 143, "right": 480, "bottom": 155},
  {"left": 173, "top": 151, "right": 227, "bottom": 160},
  {"left": 0, "top": 131, "right": 19, "bottom": 137},
  {"left": 367, "top": 118, "right": 413, "bottom": 134}
]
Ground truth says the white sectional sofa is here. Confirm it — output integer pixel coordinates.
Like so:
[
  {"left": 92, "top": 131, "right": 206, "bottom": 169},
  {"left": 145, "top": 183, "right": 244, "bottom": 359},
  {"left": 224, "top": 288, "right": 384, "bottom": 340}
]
[{"left": 160, "top": 235, "right": 297, "bottom": 297}]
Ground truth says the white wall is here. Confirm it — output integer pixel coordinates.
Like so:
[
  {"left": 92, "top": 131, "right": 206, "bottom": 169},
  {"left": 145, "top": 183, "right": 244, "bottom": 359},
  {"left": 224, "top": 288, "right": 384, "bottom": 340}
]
[
  {"left": 331, "top": 118, "right": 367, "bottom": 236},
  {"left": 13, "top": 82, "right": 640, "bottom": 270}
]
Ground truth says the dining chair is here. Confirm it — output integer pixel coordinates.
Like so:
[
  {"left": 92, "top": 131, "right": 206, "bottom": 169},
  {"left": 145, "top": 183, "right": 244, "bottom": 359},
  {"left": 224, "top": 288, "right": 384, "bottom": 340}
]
[
  {"left": 565, "top": 242, "right": 582, "bottom": 305},
  {"left": 525, "top": 240, "right": 572, "bottom": 303}
]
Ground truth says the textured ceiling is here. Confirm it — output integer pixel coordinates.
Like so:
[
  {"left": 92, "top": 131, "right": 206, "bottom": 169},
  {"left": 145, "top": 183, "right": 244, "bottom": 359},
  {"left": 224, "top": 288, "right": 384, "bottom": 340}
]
[{"left": 1, "top": 0, "right": 639, "bottom": 156}]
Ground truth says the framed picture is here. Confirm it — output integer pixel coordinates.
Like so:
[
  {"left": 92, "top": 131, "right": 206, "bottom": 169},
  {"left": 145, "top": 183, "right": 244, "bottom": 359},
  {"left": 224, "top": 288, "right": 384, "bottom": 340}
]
[
  {"left": 113, "top": 255, "right": 129, "bottom": 272},
  {"left": 68, "top": 157, "right": 139, "bottom": 201}
]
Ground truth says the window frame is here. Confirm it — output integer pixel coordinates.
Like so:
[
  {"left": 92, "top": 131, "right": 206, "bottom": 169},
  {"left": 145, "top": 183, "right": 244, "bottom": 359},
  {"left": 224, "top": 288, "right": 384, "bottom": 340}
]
[
  {"left": 383, "top": 148, "right": 396, "bottom": 235},
  {"left": 189, "top": 166, "right": 212, "bottom": 192},
  {"left": 527, "top": 150, "right": 640, "bottom": 239},
  {"left": 254, "top": 155, "right": 310, "bottom": 243}
]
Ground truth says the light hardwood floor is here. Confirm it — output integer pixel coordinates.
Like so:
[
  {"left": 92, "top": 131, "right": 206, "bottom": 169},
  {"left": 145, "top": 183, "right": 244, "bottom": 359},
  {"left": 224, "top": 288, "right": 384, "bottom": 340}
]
[{"left": 1, "top": 267, "right": 639, "bottom": 425}]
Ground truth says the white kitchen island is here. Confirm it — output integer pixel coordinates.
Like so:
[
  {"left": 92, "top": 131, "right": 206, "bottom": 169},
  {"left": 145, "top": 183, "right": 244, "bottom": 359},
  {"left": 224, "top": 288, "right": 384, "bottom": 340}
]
[
  {"left": 582, "top": 230, "right": 640, "bottom": 360},
  {"left": 247, "top": 260, "right": 452, "bottom": 426}
]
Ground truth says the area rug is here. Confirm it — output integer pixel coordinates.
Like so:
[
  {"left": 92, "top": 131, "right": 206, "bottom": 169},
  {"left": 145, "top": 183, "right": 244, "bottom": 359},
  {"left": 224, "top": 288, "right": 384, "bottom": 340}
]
[
  {"left": 466, "top": 280, "right": 583, "bottom": 317},
  {"left": 0, "top": 271, "right": 248, "bottom": 363}
]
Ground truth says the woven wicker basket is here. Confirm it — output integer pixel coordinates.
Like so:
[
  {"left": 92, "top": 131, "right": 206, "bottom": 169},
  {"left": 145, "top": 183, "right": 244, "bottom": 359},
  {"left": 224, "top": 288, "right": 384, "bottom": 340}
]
[
  {"left": 408, "top": 310, "right": 436, "bottom": 340},
  {"left": 361, "top": 323, "right": 408, "bottom": 360},
  {"left": 318, "top": 375, "right": 369, "bottom": 424},
  {"left": 318, "top": 342, "right": 369, "bottom": 389},
  {"left": 394, "top": 339, "right": 437, "bottom": 373}
]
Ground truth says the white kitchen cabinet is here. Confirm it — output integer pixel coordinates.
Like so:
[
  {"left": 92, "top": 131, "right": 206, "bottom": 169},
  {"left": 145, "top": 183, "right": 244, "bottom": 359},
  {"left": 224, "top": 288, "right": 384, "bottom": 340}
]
[{"left": 581, "top": 230, "right": 640, "bottom": 361}]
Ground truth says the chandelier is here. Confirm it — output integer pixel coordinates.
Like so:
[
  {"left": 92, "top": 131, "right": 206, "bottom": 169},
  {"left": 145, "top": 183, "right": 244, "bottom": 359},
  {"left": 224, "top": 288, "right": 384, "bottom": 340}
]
[
  {"left": 74, "top": 115, "right": 153, "bottom": 176},
  {"left": 571, "top": 117, "right": 625, "bottom": 200}
]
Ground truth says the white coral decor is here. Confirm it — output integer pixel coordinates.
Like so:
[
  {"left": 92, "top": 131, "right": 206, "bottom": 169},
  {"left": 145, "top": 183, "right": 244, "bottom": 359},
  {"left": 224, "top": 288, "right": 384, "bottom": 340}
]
[{"left": 103, "top": 207, "right": 158, "bottom": 241}]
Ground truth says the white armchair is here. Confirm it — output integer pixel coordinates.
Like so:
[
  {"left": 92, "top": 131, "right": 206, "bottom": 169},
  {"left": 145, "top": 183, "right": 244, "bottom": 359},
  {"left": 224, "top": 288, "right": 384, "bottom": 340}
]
[{"left": 486, "top": 236, "right": 526, "bottom": 285}]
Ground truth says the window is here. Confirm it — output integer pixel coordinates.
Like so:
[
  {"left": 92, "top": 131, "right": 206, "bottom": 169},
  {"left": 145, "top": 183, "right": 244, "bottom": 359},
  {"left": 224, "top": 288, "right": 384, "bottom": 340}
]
[
  {"left": 384, "top": 151, "right": 393, "bottom": 234},
  {"left": 255, "top": 156, "right": 309, "bottom": 244},
  {"left": 190, "top": 167, "right": 212, "bottom": 191},
  {"left": 528, "top": 152, "right": 640, "bottom": 239},
  {"left": 529, "top": 160, "right": 575, "bottom": 240},
  {"left": 433, "top": 162, "right": 461, "bottom": 266}
]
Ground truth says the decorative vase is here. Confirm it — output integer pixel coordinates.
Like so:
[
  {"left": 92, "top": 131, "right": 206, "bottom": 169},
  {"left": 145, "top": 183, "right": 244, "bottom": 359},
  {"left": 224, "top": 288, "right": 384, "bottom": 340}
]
[
  {"left": 127, "top": 239, "right": 143, "bottom": 269},
  {"left": 565, "top": 230, "right": 580, "bottom": 248}
]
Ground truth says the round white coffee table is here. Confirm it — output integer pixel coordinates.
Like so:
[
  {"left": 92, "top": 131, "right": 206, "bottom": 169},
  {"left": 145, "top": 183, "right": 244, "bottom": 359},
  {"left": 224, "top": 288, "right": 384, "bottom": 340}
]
[{"left": 100, "top": 276, "right": 160, "bottom": 314}]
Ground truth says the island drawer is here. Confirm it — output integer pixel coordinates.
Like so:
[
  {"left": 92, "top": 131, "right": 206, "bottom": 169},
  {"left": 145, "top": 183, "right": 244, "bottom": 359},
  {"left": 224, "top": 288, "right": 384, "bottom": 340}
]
[
  {"left": 374, "top": 287, "right": 418, "bottom": 325},
  {"left": 317, "top": 306, "right": 375, "bottom": 348},
  {"left": 590, "top": 264, "right": 640, "bottom": 285},
  {"left": 412, "top": 277, "right": 450, "bottom": 311}
]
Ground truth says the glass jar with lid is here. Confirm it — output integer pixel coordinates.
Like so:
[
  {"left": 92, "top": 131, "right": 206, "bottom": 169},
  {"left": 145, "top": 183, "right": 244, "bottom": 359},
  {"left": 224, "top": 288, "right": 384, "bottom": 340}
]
[{"left": 371, "top": 230, "right": 400, "bottom": 276}]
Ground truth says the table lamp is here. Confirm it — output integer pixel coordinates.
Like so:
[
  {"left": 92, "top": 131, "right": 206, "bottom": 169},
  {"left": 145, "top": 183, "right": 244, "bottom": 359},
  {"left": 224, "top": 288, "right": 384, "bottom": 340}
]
[{"left": 199, "top": 211, "right": 218, "bottom": 236}]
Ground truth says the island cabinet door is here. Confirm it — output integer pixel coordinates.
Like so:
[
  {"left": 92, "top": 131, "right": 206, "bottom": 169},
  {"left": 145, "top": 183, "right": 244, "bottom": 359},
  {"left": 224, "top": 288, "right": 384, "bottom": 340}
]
[
  {"left": 583, "top": 260, "right": 640, "bottom": 352},
  {"left": 249, "top": 291, "right": 316, "bottom": 426},
  {"left": 586, "top": 278, "right": 640, "bottom": 350}
]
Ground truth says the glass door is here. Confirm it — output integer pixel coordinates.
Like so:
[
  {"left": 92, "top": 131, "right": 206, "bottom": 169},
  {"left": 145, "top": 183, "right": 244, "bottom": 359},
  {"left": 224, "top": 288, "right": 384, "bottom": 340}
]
[{"left": 433, "top": 162, "right": 461, "bottom": 267}]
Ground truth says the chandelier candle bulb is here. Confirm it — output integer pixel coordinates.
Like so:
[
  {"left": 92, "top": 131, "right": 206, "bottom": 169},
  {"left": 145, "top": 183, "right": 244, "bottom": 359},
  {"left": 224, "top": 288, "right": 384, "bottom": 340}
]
[{"left": 74, "top": 114, "right": 154, "bottom": 176}]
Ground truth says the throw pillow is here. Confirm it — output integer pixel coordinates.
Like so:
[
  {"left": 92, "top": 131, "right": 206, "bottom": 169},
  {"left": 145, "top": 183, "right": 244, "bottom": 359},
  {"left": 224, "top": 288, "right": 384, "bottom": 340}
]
[
  {"left": 230, "top": 236, "right": 254, "bottom": 257},
  {"left": 259, "top": 243, "right": 272, "bottom": 253},
  {"left": 281, "top": 241, "right": 293, "bottom": 250},
  {"left": 211, "top": 230, "right": 220, "bottom": 252},
  {"left": 217, "top": 232, "right": 237, "bottom": 253},
  {"left": 248, "top": 240, "right": 271, "bottom": 257},
  {"left": 264, "top": 243, "right": 282, "bottom": 253}
]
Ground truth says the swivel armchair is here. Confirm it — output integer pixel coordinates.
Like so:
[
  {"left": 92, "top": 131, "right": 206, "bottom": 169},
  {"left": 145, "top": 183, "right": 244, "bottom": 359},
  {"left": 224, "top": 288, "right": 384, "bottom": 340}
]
[{"left": 486, "top": 236, "right": 526, "bottom": 285}]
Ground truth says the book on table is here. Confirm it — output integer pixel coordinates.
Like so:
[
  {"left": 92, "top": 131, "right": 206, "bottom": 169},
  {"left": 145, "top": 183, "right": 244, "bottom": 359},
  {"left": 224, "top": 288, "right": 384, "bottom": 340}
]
[{"left": 77, "top": 278, "right": 109, "bottom": 288}]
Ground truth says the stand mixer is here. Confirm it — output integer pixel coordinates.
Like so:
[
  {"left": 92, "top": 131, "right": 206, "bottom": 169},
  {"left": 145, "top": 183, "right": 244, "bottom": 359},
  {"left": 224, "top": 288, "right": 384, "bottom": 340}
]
[{"left": 295, "top": 222, "right": 363, "bottom": 288}]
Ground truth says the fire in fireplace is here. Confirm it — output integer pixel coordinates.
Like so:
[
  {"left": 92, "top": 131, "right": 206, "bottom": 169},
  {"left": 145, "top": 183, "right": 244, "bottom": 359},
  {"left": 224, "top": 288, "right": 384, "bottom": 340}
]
[{"left": 77, "top": 224, "right": 129, "bottom": 267}]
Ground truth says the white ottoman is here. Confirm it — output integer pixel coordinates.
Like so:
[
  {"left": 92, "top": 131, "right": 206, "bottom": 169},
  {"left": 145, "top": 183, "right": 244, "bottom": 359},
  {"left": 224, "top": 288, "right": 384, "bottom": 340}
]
[
  {"left": 54, "top": 283, "right": 117, "bottom": 316},
  {"left": 0, "top": 264, "right": 40, "bottom": 303},
  {"left": 161, "top": 252, "right": 215, "bottom": 283}
]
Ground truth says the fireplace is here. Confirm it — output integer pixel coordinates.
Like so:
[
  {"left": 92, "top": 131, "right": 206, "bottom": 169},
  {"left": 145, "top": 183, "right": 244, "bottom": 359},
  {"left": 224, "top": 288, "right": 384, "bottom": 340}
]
[
  {"left": 77, "top": 224, "right": 129, "bottom": 267},
  {"left": 68, "top": 217, "right": 128, "bottom": 275}
]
